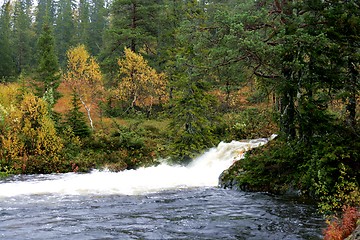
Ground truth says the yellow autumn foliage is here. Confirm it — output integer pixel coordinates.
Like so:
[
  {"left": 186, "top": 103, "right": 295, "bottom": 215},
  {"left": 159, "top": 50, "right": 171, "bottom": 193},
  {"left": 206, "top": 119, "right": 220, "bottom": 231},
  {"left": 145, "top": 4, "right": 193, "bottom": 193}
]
[
  {"left": 117, "top": 48, "right": 168, "bottom": 110},
  {"left": 0, "top": 83, "right": 20, "bottom": 124},
  {"left": 63, "top": 44, "right": 104, "bottom": 128},
  {"left": 64, "top": 45, "right": 103, "bottom": 98},
  {"left": 0, "top": 92, "right": 63, "bottom": 173},
  {"left": 0, "top": 83, "right": 20, "bottom": 108}
]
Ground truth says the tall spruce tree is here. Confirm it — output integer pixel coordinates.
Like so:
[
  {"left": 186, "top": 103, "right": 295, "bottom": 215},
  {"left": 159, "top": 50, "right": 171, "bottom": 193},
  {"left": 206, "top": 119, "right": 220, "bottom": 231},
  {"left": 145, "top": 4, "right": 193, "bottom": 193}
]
[
  {"left": 12, "top": 0, "right": 34, "bottom": 74},
  {"left": 75, "top": 0, "right": 91, "bottom": 46},
  {"left": 101, "top": 0, "right": 161, "bottom": 80},
  {"left": 55, "top": 0, "right": 76, "bottom": 65},
  {"left": 0, "top": 1, "right": 15, "bottom": 80},
  {"left": 88, "top": 0, "right": 107, "bottom": 56},
  {"left": 35, "top": 0, "right": 56, "bottom": 36},
  {"left": 168, "top": 0, "right": 220, "bottom": 163},
  {"left": 36, "top": 19, "right": 61, "bottom": 101},
  {"left": 157, "top": 0, "right": 186, "bottom": 72},
  {"left": 323, "top": 1, "right": 360, "bottom": 128}
]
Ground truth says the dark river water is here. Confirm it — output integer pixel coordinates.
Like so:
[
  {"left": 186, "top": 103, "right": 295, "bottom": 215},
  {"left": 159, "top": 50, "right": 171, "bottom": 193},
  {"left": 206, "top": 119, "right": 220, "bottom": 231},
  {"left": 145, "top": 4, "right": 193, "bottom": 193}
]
[
  {"left": 0, "top": 187, "right": 324, "bottom": 240},
  {"left": 0, "top": 139, "right": 325, "bottom": 239}
]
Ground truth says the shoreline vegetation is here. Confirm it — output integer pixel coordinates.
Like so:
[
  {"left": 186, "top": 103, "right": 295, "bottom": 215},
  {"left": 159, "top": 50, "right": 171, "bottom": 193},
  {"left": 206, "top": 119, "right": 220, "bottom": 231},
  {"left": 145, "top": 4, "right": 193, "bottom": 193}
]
[{"left": 0, "top": 0, "right": 359, "bottom": 238}]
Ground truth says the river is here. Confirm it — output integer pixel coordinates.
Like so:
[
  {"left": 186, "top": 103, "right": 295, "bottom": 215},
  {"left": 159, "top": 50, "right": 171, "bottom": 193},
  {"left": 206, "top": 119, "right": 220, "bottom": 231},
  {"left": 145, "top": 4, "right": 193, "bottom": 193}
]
[{"left": 0, "top": 138, "right": 325, "bottom": 239}]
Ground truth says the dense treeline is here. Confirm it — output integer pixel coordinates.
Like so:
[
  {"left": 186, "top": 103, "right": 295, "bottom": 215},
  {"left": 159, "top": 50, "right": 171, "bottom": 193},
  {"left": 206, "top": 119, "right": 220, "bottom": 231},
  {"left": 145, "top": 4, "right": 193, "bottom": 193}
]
[{"left": 0, "top": 0, "right": 359, "bottom": 213}]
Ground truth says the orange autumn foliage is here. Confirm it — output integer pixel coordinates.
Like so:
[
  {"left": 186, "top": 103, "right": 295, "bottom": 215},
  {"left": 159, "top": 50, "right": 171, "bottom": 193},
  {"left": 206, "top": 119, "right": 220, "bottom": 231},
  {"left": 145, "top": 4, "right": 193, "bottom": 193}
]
[{"left": 324, "top": 206, "right": 360, "bottom": 240}]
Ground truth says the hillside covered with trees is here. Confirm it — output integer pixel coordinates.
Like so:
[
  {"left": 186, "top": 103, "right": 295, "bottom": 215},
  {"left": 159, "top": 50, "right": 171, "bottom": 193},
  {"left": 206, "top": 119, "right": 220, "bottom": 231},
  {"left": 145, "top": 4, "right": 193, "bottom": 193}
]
[{"left": 0, "top": 0, "right": 359, "bottom": 221}]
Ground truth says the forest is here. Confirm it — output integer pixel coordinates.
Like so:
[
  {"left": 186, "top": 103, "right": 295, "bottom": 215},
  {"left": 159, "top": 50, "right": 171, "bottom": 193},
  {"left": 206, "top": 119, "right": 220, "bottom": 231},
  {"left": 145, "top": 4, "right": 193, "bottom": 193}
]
[{"left": 0, "top": 0, "right": 359, "bottom": 229}]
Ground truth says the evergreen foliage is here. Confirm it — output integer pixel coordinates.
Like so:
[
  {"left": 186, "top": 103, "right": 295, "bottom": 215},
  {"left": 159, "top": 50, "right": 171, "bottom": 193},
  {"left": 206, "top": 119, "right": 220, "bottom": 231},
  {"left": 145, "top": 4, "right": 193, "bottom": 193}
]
[
  {"left": 218, "top": 0, "right": 359, "bottom": 213},
  {"left": 167, "top": 0, "right": 221, "bottom": 163},
  {"left": 12, "top": 0, "right": 34, "bottom": 74},
  {"left": 0, "top": 2, "right": 15, "bottom": 80},
  {"left": 36, "top": 21, "right": 61, "bottom": 100},
  {"left": 75, "top": 0, "right": 91, "bottom": 46},
  {"left": 65, "top": 92, "right": 91, "bottom": 138},
  {"left": 35, "top": 0, "right": 56, "bottom": 35},
  {"left": 88, "top": 0, "right": 107, "bottom": 56},
  {"left": 55, "top": 0, "right": 76, "bottom": 65},
  {"left": 101, "top": 0, "right": 161, "bottom": 80},
  {"left": 0, "top": 0, "right": 358, "bottom": 215}
]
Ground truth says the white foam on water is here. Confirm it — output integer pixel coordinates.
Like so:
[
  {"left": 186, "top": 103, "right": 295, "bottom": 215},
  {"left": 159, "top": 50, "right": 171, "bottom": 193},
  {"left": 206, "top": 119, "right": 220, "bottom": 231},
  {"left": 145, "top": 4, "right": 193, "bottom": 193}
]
[{"left": 0, "top": 137, "right": 273, "bottom": 197}]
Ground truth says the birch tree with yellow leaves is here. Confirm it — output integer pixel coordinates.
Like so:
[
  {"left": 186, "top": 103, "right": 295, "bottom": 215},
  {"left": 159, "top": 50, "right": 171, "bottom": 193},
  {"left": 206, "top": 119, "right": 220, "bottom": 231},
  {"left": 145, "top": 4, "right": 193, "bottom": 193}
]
[
  {"left": 63, "top": 44, "right": 104, "bottom": 129},
  {"left": 117, "top": 47, "right": 168, "bottom": 116}
]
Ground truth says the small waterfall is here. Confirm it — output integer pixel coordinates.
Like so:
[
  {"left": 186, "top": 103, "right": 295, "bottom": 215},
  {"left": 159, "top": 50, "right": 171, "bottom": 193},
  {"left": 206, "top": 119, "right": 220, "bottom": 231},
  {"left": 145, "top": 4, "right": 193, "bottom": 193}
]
[{"left": 0, "top": 136, "right": 274, "bottom": 197}]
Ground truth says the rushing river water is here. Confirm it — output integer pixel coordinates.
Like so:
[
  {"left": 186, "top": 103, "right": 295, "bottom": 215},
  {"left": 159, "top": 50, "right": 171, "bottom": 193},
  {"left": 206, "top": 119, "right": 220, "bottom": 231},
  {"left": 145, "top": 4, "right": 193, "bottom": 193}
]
[{"left": 0, "top": 138, "right": 325, "bottom": 239}]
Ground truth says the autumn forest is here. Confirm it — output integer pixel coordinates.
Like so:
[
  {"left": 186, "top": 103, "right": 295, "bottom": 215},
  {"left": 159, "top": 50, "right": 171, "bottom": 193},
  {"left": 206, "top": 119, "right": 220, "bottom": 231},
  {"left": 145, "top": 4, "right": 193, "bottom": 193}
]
[{"left": 0, "top": 0, "right": 359, "bottom": 224}]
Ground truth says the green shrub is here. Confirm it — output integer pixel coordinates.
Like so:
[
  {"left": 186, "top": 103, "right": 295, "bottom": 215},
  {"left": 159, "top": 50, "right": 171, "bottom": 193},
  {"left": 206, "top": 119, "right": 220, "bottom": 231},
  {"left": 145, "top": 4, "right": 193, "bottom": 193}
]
[{"left": 233, "top": 126, "right": 359, "bottom": 213}]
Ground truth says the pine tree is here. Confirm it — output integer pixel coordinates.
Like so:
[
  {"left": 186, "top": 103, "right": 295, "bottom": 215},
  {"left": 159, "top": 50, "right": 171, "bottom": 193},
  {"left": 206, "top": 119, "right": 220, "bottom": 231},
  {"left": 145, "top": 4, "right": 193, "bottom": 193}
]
[
  {"left": 88, "top": 0, "right": 107, "bottom": 56},
  {"left": 156, "top": 0, "right": 185, "bottom": 71},
  {"left": 75, "top": 0, "right": 91, "bottom": 46},
  {"left": 323, "top": 1, "right": 360, "bottom": 128},
  {"left": 168, "top": 0, "right": 220, "bottom": 163},
  {"left": 35, "top": 0, "right": 56, "bottom": 36},
  {"left": 12, "top": 0, "right": 34, "bottom": 73},
  {"left": 101, "top": 0, "right": 161, "bottom": 80},
  {"left": 36, "top": 20, "right": 61, "bottom": 101},
  {"left": 0, "top": 1, "right": 15, "bottom": 80},
  {"left": 55, "top": 0, "right": 76, "bottom": 65}
]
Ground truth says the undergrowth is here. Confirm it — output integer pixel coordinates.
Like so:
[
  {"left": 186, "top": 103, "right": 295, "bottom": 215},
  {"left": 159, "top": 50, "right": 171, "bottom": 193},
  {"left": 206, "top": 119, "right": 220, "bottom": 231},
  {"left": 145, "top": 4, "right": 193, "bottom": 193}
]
[{"left": 323, "top": 206, "right": 360, "bottom": 240}]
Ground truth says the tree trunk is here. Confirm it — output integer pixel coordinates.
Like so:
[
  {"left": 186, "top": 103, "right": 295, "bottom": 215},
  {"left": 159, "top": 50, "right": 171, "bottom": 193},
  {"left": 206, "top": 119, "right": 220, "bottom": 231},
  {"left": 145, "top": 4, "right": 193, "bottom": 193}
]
[
  {"left": 280, "top": 88, "right": 296, "bottom": 140},
  {"left": 346, "top": 58, "right": 358, "bottom": 128},
  {"left": 80, "top": 98, "right": 93, "bottom": 129}
]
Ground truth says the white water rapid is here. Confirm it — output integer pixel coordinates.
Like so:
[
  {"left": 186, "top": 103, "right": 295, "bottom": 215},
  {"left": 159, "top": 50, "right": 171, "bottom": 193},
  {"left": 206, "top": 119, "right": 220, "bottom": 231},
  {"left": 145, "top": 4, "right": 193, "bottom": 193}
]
[{"left": 0, "top": 136, "right": 275, "bottom": 197}]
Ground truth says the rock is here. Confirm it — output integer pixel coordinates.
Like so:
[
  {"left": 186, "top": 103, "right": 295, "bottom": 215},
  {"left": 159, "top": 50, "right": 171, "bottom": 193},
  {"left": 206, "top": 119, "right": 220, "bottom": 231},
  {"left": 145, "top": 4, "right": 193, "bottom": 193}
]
[{"left": 346, "top": 222, "right": 360, "bottom": 240}]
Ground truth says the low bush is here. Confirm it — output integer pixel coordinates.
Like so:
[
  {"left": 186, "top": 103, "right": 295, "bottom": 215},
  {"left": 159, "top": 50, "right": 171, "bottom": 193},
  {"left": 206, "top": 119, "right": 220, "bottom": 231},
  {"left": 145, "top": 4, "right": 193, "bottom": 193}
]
[
  {"left": 232, "top": 125, "right": 359, "bottom": 213},
  {"left": 323, "top": 206, "right": 360, "bottom": 240}
]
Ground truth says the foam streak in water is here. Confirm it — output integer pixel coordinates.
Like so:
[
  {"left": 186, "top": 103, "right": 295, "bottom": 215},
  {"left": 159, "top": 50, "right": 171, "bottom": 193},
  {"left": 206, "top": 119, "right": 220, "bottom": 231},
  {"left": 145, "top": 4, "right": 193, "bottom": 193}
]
[{"left": 0, "top": 137, "right": 273, "bottom": 197}]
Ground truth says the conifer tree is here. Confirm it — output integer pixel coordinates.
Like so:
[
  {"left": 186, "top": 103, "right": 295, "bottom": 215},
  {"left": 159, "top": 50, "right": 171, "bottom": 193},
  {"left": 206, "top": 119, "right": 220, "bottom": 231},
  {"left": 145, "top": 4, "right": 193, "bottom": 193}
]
[
  {"left": 55, "top": 0, "right": 76, "bottom": 65},
  {"left": 12, "top": 0, "right": 34, "bottom": 73},
  {"left": 157, "top": 0, "right": 185, "bottom": 71},
  {"left": 0, "top": 1, "right": 15, "bottom": 80},
  {"left": 323, "top": 1, "right": 360, "bottom": 128},
  {"left": 36, "top": 20, "right": 61, "bottom": 102},
  {"left": 88, "top": 0, "right": 107, "bottom": 56},
  {"left": 35, "top": 0, "right": 56, "bottom": 36},
  {"left": 101, "top": 0, "right": 161, "bottom": 79},
  {"left": 75, "top": 0, "right": 91, "bottom": 46},
  {"left": 168, "top": 0, "right": 220, "bottom": 163},
  {"left": 66, "top": 92, "right": 91, "bottom": 138}
]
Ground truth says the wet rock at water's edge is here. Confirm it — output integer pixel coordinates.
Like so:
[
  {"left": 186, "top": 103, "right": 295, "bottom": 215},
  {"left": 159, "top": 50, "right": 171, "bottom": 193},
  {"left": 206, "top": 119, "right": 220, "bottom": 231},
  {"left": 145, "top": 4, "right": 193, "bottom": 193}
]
[
  {"left": 346, "top": 223, "right": 360, "bottom": 240},
  {"left": 218, "top": 160, "right": 243, "bottom": 190}
]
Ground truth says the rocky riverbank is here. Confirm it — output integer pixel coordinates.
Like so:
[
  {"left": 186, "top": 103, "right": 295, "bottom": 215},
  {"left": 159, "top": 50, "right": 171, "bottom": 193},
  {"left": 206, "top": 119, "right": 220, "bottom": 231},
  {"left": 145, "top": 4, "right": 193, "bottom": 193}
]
[{"left": 346, "top": 223, "right": 360, "bottom": 240}]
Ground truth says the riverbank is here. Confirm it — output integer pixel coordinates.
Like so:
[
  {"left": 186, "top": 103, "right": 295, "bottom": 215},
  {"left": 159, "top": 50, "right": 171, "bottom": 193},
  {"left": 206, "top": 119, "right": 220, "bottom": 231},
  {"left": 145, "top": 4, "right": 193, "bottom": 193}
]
[
  {"left": 346, "top": 223, "right": 360, "bottom": 240},
  {"left": 219, "top": 134, "right": 360, "bottom": 239}
]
